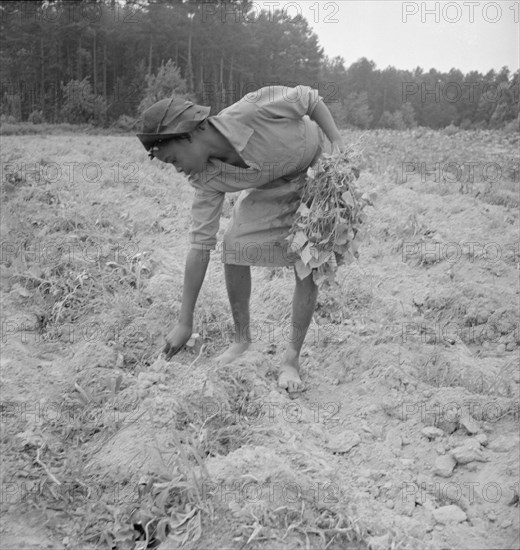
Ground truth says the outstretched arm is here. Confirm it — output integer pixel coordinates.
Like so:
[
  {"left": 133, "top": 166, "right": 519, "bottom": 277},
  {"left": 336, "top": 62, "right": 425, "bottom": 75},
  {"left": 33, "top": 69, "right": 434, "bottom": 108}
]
[
  {"left": 309, "top": 99, "right": 345, "bottom": 153},
  {"left": 163, "top": 247, "right": 210, "bottom": 358},
  {"left": 178, "top": 247, "right": 210, "bottom": 326}
]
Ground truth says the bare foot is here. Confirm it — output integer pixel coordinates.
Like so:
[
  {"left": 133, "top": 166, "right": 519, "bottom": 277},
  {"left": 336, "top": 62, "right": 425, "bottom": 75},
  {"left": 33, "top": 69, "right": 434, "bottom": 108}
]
[
  {"left": 278, "top": 353, "right": 304, "bottom": 392},
  {"left": 216, "top": 342, "right": 250, "bottom": 365}
]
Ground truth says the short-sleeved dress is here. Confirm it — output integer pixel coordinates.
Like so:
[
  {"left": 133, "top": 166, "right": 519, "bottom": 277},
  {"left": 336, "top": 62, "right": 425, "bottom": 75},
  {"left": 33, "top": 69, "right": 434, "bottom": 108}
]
[{"left": 187, "top": 85, "right": 327, "bottom": 267}]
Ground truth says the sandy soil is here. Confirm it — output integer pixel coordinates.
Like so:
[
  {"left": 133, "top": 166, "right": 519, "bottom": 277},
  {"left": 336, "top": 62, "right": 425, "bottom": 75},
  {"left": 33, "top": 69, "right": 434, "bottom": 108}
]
[{"left": 1, "top": 129, "right": 518, "bottom": 549}]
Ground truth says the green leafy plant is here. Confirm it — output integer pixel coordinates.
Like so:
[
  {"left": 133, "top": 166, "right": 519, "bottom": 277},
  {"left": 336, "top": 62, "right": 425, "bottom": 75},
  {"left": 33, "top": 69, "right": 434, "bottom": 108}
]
[{"left": 286, "top": 150, "right": 375, "bottom": 286}]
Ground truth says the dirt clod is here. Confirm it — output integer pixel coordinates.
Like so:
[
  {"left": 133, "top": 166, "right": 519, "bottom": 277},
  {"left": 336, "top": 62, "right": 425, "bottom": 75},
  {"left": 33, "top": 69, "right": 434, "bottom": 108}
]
[
  {"left": 433, "top": 454, "right": 457, "bottom": 477},
  {"left": 450, "top": 439, "right": 488, "bottom": 464},
  {"left": 433, "top": 504, "right": 467, "bottom": 524}
]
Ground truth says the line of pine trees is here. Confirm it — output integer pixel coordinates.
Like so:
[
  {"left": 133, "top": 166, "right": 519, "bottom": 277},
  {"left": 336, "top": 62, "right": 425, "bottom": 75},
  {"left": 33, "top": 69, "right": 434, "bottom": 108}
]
[{"left": 0, "top": 0, "right": 518, "bottom": 130}]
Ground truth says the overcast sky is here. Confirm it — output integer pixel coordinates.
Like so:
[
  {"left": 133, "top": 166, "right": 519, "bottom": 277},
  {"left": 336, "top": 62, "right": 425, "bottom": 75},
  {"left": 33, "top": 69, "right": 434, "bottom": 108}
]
[{"left": 278, "top": 1, "right": 519, "bottom": 74}]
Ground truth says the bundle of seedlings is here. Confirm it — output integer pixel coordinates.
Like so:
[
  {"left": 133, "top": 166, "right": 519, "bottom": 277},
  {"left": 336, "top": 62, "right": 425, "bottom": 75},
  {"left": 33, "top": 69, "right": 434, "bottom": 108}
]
[{"left": 286, "top": 148, "right": 375, "bottom": 286}]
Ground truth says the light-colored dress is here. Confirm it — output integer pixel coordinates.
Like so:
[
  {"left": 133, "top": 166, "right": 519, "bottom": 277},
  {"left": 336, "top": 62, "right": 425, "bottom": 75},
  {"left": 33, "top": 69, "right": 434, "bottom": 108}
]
[{"left": 188, "top": 85, "right": 327, "bottom": 266}]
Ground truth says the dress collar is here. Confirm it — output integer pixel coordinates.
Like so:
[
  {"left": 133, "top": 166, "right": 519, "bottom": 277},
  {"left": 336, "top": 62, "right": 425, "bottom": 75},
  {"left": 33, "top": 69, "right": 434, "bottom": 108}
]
[
  {"left": 207, "top": 115, "right": 260, "bottom": 170},
  {"left": 188, "top": 115, "right": 259, "bottom": 186}
]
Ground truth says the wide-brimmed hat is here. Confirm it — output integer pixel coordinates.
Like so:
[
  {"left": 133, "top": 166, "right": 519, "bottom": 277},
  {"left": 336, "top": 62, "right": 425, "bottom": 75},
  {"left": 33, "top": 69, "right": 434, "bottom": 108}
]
[{"left": 136, "top": 97, "right": 211, "bottom": 151}]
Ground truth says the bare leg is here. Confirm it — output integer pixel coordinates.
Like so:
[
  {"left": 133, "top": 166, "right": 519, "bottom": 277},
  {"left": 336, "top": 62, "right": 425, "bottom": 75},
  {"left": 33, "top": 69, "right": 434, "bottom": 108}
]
[
  {"left": 216, "top": 264, "right": 252, "bottom": 364},
  {"left": 278, "top": 269, "right": 318, "bottom": 392}
]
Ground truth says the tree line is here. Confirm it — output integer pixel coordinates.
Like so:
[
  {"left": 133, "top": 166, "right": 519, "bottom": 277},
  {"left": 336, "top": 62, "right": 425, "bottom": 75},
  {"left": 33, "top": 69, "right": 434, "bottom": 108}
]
[{"left": 1, "top": 0, "right": 518, "bottom": 130}]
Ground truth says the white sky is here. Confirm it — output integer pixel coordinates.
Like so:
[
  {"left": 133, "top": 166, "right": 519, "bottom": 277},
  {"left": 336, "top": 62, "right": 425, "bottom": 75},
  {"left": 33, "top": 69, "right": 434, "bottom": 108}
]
[{"left": 269, "top": 0, "right": 520, "bottom": 74}]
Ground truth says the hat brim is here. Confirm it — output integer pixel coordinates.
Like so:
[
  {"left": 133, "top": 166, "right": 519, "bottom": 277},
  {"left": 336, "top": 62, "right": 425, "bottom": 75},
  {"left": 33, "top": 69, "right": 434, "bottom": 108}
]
[{"left": 136, "top": 106, "right": 211, "bottom": 150}]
